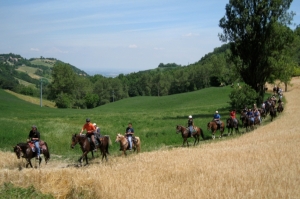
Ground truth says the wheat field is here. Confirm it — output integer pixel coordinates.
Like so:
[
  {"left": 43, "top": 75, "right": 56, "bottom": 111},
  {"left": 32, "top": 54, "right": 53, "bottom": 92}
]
[{"left": 1, "top": 78, "right": 300, "bottom": 199}]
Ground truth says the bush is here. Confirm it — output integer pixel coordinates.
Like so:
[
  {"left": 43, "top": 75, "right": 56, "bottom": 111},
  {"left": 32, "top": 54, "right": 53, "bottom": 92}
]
[{"left": 229, "top": 84, "right": 258, "bottom": 110}]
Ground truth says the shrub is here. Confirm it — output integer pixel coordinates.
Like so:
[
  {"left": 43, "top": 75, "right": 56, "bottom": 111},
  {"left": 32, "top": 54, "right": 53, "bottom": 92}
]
[{"left": 229, "top": 84, "right": 258, "bottom": 110}]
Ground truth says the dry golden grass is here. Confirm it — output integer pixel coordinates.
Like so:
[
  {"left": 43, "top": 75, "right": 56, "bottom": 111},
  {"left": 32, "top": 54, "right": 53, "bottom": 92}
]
[
  {"left": 1, "top": 77, "right": 300, "bottom": 199},
  {"left": 4, "top": 90, "right": 56, "bottom": 108}
]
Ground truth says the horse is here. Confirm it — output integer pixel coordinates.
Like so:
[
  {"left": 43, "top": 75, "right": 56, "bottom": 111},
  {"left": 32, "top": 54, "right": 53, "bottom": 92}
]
[
  {"left": 13, "top": 141, "right": 50, "bottom": 168},
  {"left": 226, "top": 118, "right": 239, "bottom": 136},
  {"left": 258, "top": 108, "right": 267, "bottom": 120},
  {"left": 71, "top": 134, "right": 111, "bottom": 166},
  {"left": 207, "top": 120, "right": 225, "bottom": 139},
  {"left": 269, "top": 106, "right": 277, "bottom": 121},
  {"left": 277, "top": 103, "right": 284, "bottom": 113},
  {"left": 115, "top": 134, "right": 141, "bottom": 156},
  {"left": 176, "top": 125, "right": 204, "bottom": 147}
]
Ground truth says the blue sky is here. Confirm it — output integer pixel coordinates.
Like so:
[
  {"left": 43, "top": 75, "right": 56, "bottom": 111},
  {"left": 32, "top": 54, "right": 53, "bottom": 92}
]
[{"left": 1, "top": 0, "right": 299, "bottom": 76}]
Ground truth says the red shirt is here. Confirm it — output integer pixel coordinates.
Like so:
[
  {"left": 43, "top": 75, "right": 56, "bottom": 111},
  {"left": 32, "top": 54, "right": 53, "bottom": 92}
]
[{"left": 230, "top": 111, "right": 236, "bottom": 119}]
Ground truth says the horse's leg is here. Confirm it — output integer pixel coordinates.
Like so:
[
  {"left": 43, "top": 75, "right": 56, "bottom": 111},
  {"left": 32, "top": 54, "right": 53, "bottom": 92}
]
[
  {"left": 182, "top": 138, "right": 186, "bottom": 147},
  {"left": 212, "top": 130, "right": 215, "bottom": 140},
  {"left": 28, "top": 159, "right": 33, "bottom": 168}
]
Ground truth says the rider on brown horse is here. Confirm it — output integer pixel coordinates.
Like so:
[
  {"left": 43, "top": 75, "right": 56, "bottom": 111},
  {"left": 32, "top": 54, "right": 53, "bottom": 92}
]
[
  {"left": 213, "top": 111, "right": 223, "bottom": 130},
  {"left": 28, "top": 125, "right": 40, "bottom": 159},
  {"left": 187, "top": 115, "right": 195, "bottom": 137},
  {"left": 80, "top": 118, "right": 97, "bottom": 151},
  {"left": 230, "top": 109, "right": 238, "bottom": 127}
]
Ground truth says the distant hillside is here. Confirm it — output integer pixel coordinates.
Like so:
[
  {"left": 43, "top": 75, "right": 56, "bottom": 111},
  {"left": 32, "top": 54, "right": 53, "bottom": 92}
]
[{"left": 0, "top": 53, "right": 89, "bottom": 86}]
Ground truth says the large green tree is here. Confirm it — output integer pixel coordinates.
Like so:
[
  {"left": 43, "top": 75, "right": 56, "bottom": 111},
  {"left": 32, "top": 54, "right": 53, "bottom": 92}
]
[{"left": 219, "top": 0, "right": 295, "bottom": 103}]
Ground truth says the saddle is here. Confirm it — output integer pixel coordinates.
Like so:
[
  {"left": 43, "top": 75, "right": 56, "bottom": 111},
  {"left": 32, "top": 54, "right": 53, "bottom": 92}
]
[
  {"left": 28, "top": 140, "right": 47, "bottom": 152},
  {"left": 214, "top": 121, "right": 222, "bottom": 130}
]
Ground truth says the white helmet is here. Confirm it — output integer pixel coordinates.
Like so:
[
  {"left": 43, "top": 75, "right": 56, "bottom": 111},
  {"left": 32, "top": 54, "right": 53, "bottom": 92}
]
[
  {"left": 188, "top": 115, "right": 192, "bottom": 118},
  {"left": 216, "top": 111, "right": 218, "bottom": 113},
  {"left": 93, "top": 123, "right": 97, "bottom": 126}
]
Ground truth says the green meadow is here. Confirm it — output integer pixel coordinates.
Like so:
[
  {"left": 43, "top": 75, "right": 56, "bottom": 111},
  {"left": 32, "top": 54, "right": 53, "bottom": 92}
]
[{"left": 1, "top": 86, "right": 238, "bottom": 160}]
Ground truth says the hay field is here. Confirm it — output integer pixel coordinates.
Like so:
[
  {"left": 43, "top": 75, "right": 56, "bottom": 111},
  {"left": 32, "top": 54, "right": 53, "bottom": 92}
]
[
  {"left": 1, "top": 78, "right": 300, "bottom": 199},
  {"left": 4, "top": 90, "right": 56, "bottom": 108}
]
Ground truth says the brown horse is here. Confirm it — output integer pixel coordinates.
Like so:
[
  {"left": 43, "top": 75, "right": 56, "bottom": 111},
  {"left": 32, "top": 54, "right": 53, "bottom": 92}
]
[
  {"left": 226, "top": 118, "right": 239, "bottom": 136},
  {"left": 115, "top": 134, "right": 141, "bottom": 156},
  {"left": 176, "top": 125, "right": 204, "bottom": 147},
  {"left": 71, "top": 134, "right": 111, "bottom": 166},
  {"left": 207, "top": 120, "right": 225, "bottom": 139},
  {"left": 13, "top": 141, "right": 50, "bottom": 168},
  {"left": 277, "top": 102, "right": 284, "bottom": 113}
]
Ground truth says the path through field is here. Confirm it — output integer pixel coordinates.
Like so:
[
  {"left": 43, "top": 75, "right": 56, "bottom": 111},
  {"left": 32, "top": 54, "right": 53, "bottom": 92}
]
[{"left": 1, "top": 77, "right": 300, "bottom": 199}]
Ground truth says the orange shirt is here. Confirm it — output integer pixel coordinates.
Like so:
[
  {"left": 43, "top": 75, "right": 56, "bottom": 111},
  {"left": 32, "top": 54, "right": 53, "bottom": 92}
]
[{"left": 82, "top": 123, "right": 96, "bottom": 134}]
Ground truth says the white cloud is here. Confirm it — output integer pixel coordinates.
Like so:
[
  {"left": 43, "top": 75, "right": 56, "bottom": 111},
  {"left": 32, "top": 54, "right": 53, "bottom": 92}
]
[
  {"left": 46, "top": 47, "right": 69, "bottom": 54},
  {"left": 183, "top": 33, "right": 199, "bottom": 37},
  {"left": 128, "top": 44, "right": 137, "bottom": 48},
  {"left": 30, "top": 48, "right": 40, "bottom": 51}
]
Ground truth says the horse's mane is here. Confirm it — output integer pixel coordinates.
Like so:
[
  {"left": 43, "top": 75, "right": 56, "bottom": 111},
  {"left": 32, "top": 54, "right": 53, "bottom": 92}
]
[{"left": 16, "top": 142, "right": 29, "bottom": 153}]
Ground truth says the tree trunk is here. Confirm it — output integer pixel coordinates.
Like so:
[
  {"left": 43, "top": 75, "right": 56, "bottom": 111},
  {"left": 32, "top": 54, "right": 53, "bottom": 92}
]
[{"left": 284, "top": 82, "right": 288, "bottom": 92}]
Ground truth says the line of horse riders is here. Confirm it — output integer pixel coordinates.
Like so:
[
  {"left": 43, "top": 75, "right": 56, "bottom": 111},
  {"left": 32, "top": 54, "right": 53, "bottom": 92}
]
[
  {"left": 13, "top": 119, "right": 141, "bottom": 167},
  {"left": 176, "top": 94, "right": 284, "bottom": 147},
  {"left": 13, "top": 93, "right": 283, "bottom": 168}
]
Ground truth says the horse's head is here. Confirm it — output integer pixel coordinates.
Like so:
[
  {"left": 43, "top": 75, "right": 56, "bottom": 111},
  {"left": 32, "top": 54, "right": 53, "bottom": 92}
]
[
  {"left": 226, "top": 118, "right": 232, "bottom": 127},
  {"left": 176, "top": 125, "right": 182, "bottom": 134},
  {"left": 13, "top": 145, "right": 22, "bottom": 159},
  {"left": 115, "top": 133, "right": 124, "bottom": 143},
  {"left": 207, "top": 122, "right": 211, "bottom": 130},
  {"left": 71, "top": 134, "right": 78, "bottom": 149}
]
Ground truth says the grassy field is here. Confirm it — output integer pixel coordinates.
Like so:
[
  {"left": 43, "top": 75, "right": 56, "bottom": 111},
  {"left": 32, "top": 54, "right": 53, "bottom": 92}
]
[
  {"left": 0, "top": 79, "right": 300, "bottom": 199},
  {"left": 30, "top": 59, "right": 55, "bottom": 68},
  {"left": 0, "top": 85, "right": 236, "bottom": 158},
  {"left": 14, "top": 78, "right": 36, "bottom": 87},
  {"left": 1, "top": 80, "right": 292, "bottom": 199}
]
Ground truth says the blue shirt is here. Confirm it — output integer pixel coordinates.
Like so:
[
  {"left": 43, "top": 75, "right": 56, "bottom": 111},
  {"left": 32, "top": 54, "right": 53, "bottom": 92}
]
[{"left": 214, "top": 114, "right": 221, "bottom": 119}]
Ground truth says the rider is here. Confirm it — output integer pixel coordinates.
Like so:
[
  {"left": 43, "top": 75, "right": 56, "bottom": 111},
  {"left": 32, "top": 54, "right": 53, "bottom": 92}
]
[
  {"left": 261, "top": 102, "right": 266, "bottom": 113},
  {"left": 125, "top": 123, "right": 134, "bottom": 150},
  {"left": 28, "top": 125, "right": 40, "bottom": 159},
  {"left": 80, "top": 118, "right": 97, "bottom": 151},
  {"left": 230, "top": 109, "right": 238, "bottom": 126},
  {"left": 213, "top": 111, "right": 222, "bottom": 129},
  {"left": 93, "top": 123, "right": 101, "bottom": 144},
  {"left": 254, "top": 109, "right": 261, "bottom": 123},
  {"left": 187, "top": 115, "right": 194, "bottom": 137},
  {"left": 247, "top": 109, "right": 255, "bottom": 123}
]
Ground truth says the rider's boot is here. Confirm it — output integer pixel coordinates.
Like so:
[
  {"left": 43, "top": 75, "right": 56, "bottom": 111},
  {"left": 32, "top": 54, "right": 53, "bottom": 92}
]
[{"left": 93, "top": 143, "right": 98, "bottom": 152}]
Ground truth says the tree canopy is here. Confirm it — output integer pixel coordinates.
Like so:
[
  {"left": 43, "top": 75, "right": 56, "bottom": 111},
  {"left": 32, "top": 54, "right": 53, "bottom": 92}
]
[{"left": 219, "top": 0, "right": 295, "bottom": 103}]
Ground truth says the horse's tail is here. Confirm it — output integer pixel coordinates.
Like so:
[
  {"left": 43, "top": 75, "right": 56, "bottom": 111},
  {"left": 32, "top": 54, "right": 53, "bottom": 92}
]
[
  {"left": 200, "top": 128, "right": 204, "bottom": 140},
  {"left": 105, "top": 135, "right": 112, "bottom": 146},
  {"left": 44, "top": 141, "right": 50, "bottom": 162},
  {"left": 135, "top": 137, "right": 141, "bottom": 153},
  {"left": 103, "top": 135, "right": 110, "bottom": 155}
]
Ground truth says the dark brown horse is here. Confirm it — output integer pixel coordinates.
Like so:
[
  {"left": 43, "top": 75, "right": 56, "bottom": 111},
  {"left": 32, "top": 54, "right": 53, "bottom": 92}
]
[
  {"left": 226, "top": 118, "right": 239, "bottom": 135},
  {"left": 207, "top": 120, "right": 225, "bottom": 139},
  {"left": 71, "top": 134, "right": 111, "bottom": 166},
  {"left": 13, "top": 141, "right": 50, "bottom": 168},
  {"left": 176, "top": 125, "right": 204, "bottom": 147},
  {"left": 277, "top": 102, "right": 284, "bottom": 113},
  {"left": 269, "top": 106, "right": 277, "bottom": 121},
  {"left": 115, "top": 134, "right": 141, "bottom": 156}
]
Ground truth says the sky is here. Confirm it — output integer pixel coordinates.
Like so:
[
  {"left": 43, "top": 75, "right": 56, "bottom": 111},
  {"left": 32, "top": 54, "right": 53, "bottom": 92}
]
[{"left": 1, "top": 0, "right": 300, "bottom": 76}]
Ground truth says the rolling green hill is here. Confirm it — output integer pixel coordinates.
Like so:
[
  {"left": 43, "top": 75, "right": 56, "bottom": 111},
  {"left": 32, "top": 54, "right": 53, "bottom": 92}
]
[{"left": 0, "top": 85, "right": 233, "bottom": 158}]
